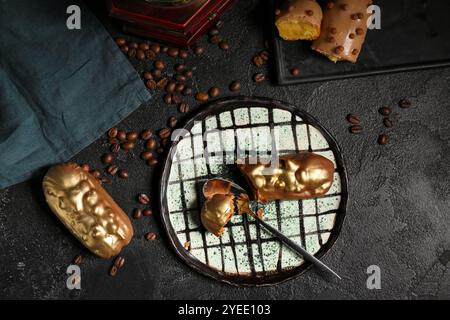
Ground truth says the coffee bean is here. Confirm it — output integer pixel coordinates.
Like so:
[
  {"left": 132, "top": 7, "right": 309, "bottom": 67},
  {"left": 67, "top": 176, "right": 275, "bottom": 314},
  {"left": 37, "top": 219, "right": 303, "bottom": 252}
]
[
  {"left": 143, "top": 209, "right": 152, "bottom": 217},
  {"left": 179, "top": 103, "right": 189, "bottom": 113},
  {"left": 108, "top": 137, "right": 118, "bottom": 145},
  {"left": 137, "top": 193, "right": 150, "bottom": 205},
  {"left": 164, "top": 94, "right": 173, "bottom": 104},
  {"left": 168, "top": 116, "right": 177, "bottom": 128},
  {"left": 114, "top": 256, "right": 125, "bottom": 269},
  {"left": 110, "top": 143, "right": 120, "bottom": 153},
  {"left": 158, "top": 128, "right": 171, "bottom": 139},
  {"left": 115, "top": 38, "right": 126, "bottom": 46},
  {"left": 196, "top": 91, "right": 209, "bottom": 101},
  {"left": 378, "top": 134, "right": 389, "bottom": 145},
  {"left": 126, "top": 131, "right": 138, "bottom": 142},
  {"left": 121, "top": 141, "right": 135, "bottom": 151},
  {"left": 179, "top": 50, "right": 189, "bottom": 59},
  {"left": 229, "top": 81, "right": 241, "bottom": 92},
  {"left": 101, "top": 153, "right": 113, "bottom": 164},
  {"left": 108, "top": 127, "right": 118, "bottom": 138},
  {"left": 147, "top": 158, "right": 158, "bottom": 167},
  {"left": 399, "top": 98, "right": 411, "bottom": 109},
  {"left": 128, "top": 48, "right": 136, "bottom": 58},
  {"left": 133, "top": 208, "right": 142, "bottom": 219},
  {"left": 378, "top": 107, "right": 391, "bottom": 116},
  {"left": 167, "top": 47, "right": 179, "bottom": 57},
  {"left": 209, "top": 35, "right": 221, "bottom": 44},
  {"left": 259, "top": 50, "right": 269, "bottom": 61},
  {"left": 174, "top": 63, "right": 185, "bottom": 72},
  {"left": 90, "top": 170, "right": 101, "bottom": 179},
  {"left": 154, "top": 60, "right": 165, "bottom": 70},
  {"left": 161, "top": 46, "right": 168, "bottom": 53},
  {"left": 109, "top": 265, "right": 118, "bottom": 276},
  {"left": 290, "top": 67, "right": 301, "bottom": 76},
  {"left": 146, "top": 80, "right": 157, "bottom": 90},
  {"left": 165, "top": 82, "right": 176, "bottom": 93},
  {"left": 141, "top": 150, "right": 153, "bottom": 160},
  {"left": 208, "top": 87, "right": 220, "bottom": 98},
  {"left": 346, "top": 113, "right": 361, "bottom": 125},
  {"left": 161, "top": 138, "right": 169, "bottom": 147},
  {"left": 183, "top": 70, "right": 193, "bottom": 78},
  {"left": 140, "top": 129, "right": 153, "bottom": 140},
  {"left": 156, "top": 147, "right": 164, "bottom": 154},
  {"left": 383, "top": 117, "right": 393, "bottom": 128},
  {"left": 145, "top": 232, "right": 156, "bottom": 241},
  {"left": 175, "top": 83, "right": 185, "bottom": 92},
  {"left": 106, "top": 164, "right": 119, "bottom": 176},
  {"left": 118, "top": 169, "right": 129, "bottom": 179},
  {"left": 151, "top": 69, "right": 161, "bottom": 78},
  {"left": 349, "top": 125, "right": 363, "bottom": 134},
  {"left": 145, "top": 49, "right": 156, "bottom": 59},
  {"left": 72, "top": 254, "right": 83, "bottom": 265},
  {"left": 219, "top": 40, "right": 230, "bottom": 50},
  {"left": 117, "top": 130, "right": 126, "bottom": 141},
  {"left": 156, "top": 77, "right": 169, "bottom": 89},
  {"left": 182, "top": 87, "right": 192, "bottom": 96},
  {"left": 194, "top": 46, "right": 204, "bottom": 56},
  {"left": 100, "top": 176, "right": 112, "bottom": 185},
  {"left": 136, "top": 50, "right": 145, "bottom": 60},
  {"left": 143, "top": 71, "right": 153, "bottom": 80},
  {"left": 253, "top": 55, "right": 264, "bottom": 66},
  {"left": 174, "top": 74, "right": 186, "bottom": 82},
  {"left": 128, "top": 42, "right": 138, "bottom": 49},
  {"left": 81, "top": 164, "right": 90, "bottom": 172},
  {"left": 146, "top": 138, "right": 157, "bottom": 150},
  {"left": 172, "top": 95, "right": 182, "bottom": 104},
  {"left": 253, "top": 73, "right": 265, "bottom": 82},
  {"left": 120, "top": 46, "right": 129, "bottom": 54},
  {"left": 208, "top": 28, "right": 220, "bottom": 36},
  {"left": 139, "top": 42, "right": 149, "bottom": 50},
  {"left": 150, "top": 43, "right": 160, "bottom": 53}
]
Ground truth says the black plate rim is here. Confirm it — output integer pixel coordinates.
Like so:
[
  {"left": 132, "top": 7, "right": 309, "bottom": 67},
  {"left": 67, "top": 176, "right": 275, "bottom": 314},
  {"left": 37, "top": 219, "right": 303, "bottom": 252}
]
[{"left": 159, "top": 96, "right": 349, "bottom": 287}]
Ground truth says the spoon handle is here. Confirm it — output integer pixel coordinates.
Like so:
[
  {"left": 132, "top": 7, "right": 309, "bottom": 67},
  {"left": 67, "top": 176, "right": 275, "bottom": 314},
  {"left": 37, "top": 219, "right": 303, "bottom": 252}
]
[{"left": 251, "top": 214, "right": 342, "bottom": 280}]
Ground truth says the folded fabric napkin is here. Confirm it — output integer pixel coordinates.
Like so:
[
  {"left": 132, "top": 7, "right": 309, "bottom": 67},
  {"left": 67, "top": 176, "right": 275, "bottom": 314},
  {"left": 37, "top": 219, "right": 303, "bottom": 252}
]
[{"left": 0, "top": 0, "right": 150, "bottom": 188}]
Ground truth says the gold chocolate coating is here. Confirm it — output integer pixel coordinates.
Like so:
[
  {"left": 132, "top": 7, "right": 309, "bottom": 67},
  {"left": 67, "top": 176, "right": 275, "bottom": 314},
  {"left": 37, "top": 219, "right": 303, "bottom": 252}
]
[
  {"left": 42, "top": 163, "right": 133, "bottom": 258},
  {"left": 236, "top": 152, "right": 334, "bottom": 202}
]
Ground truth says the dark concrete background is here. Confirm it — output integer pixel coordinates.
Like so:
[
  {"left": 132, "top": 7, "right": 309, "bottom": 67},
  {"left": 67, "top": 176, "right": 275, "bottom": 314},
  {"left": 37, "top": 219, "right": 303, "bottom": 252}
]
[{"left": 1, "top": 0, "right": 449, "bottom": 299}]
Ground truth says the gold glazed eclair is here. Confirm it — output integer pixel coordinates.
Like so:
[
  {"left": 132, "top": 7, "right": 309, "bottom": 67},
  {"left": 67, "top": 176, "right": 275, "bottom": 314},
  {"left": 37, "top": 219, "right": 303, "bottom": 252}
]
[
  {"left": 275, "top": 0, "right": 323, "bottom": 41},
  {"left": 236, "top": 152, "right": 334, "bottom": 202},
  {"left": 43, "top": 163, "right": 133, "bottom": 258},
  {"left": 312, "top": 0, "right": 373, "bottom": 63}
]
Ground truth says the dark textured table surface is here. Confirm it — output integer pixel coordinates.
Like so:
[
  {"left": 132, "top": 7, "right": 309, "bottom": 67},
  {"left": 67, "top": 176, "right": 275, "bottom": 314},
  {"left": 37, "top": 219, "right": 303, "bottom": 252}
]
[{"left": 1, "top": 0, "right": 450, "bottom": 299}]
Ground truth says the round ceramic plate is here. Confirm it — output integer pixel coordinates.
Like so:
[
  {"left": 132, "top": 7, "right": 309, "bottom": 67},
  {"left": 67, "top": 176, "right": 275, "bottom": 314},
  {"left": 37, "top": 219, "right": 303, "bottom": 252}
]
[{"left": 159, "top": 97, "right": 348, "bottom": 286}]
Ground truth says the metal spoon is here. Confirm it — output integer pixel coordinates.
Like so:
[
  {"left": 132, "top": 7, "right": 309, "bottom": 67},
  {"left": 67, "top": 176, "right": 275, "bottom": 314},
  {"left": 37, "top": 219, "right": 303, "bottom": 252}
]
[{"left": 203, "top": 178, "right": 342, "bottom": 280}]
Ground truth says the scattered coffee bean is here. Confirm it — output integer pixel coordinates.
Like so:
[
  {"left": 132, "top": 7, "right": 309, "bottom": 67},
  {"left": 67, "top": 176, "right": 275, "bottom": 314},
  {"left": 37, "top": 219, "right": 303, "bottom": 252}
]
[
  {"left": 167, "top": 47, "right": 179, "bottom": 57},
  {"left": 145, "top": 49, "right": 156, "bottom": 59},
  {"left": 252, "top": 55, "right": 264, "bottom": 66},
  {"left": 121, "top": 141, "right": 135, "bottom": 151},
  {"left": 114, "top": 256, "right": 125, "bottom": 269},
  {"left": 128, "top": 42, "right": 138, "bottom": 49},
  {"left": 156, "top": 147, "right": 164, "bottom": 154},
  {"left": 183, "top": 70, "right": 193, "bottom": 78},
  {"left": 143, "top": 209, "right": 153, "bottom": 217},
  {"left": 398, "top": 98, "right": 411, "bottom": 109},
  {"left": 196, "top": 91, "right": 209, "bottom": 101},
  {"left": 346, "top": 113, "right": 361, "bottom": 125},
  {"left": 194, "top": 46, "right": 204, "bottom": 56},
  {"left": 174, "top": 74, "right": 186, "bottom": 82},
  {"left": 72, "top": 254, "right": 83, "bottom": 265},
  {"left": 143, "top": 71, "right": 153, "bottom": 80},
  {"left": 349, "top": 125, "right": 363, "bottom": 134},
  {"left": 161, "top": 46, "right": 168, "bottom": 53},
  {"left": 156, "top": 77, "right": 169, "bottom": 89},
  {"left": 219, "top": 40, "right": 230, "bottom": 50},
  {"left": 146, "top": 138, "right": 157, "bottom": 150},
  {"left": 179, "top": 103, "right": 189, "bottom": 113},
  {"left": 90, "top": 170, "right": 101, "bottom": 179},
  {"left": 110, "top": 143, "right": 120, "bottom": 153},
  {"left": 115, "top": 38, "right": 126, "bottom": 46},
  {"left": 120, "top": 46, "right": 129, "bottom": 54},
  {"left": 175, "top": 83, "right": 185, "bottom": 92},
  {"left": 100, "top": 176, "right": 112, "bottom": 185},
  {"left": 208, "top": 28, "right": 220, "bottom": 37},
  {"left": 127, "top": 48, "right": 136, "bottom": 58},
  {"left": 172, "top": 95, "right": 182, "bottom": 104},
  {"left": 141, "top": 150, "right": 153, "bottom": 160},
  {"left": 164, "top": 94, "right": 173, "bottom": 104},
  {"left": 168, "top": 116, "right": 177, "bottom": 128},
  {"left": 151, "top": 68, "right": 161, "bottom": 78},
  {"left": 378, "top": 107, "right": 391, "bottom": 116},
  {"left": 182, "top": 87, "right": 192, "bottom": 96},
  {"left": 209, "top": 35, "right": 221, "bottom": 44},
  {"left": 118, "top": 169, "right": 129, "bottom": 179},
  {"left": 383, "top": 117, "right": 393, "bottom": 128},
  {"left": 208, "top": 87, "right": 220, "bottom": 98},
  {"left": 108, "top": 127, "right": 118, "bottom": 138},
  {"left": 106, "top": 164, "right": 119, "bottom": 176},
  {"left": 290, "top": 67, "right": 301, "bottom": 76},
  {"left": 147, "top": 158, "right": 158, "bottom": 167},
  {"left": 150, "top": 43, "right": 160, "bottom": 53},
  {"left": 126, "top": 131, "right": 138, "bottom": 142},
  {"left": 154, "top": 60, "right": 165, "bottom": 70},
  {"left": 137, "top": 193, "right": 150, "bottom": 205},
  {"left": 229, "top": 81, "right": 241, "bottom": 92},
  {"left": 179, "top": 50, "right": 189, "bottom": 59},
  {"left": 259, "top": 50, "right": 269, "bottom": 61},
  {"left": 378, "top": 134, "right": 389, "bottom": 145},
  {"left": 166, "top": 82, "right": 176, "bottom": 93},
  {"left": 109, "top": 265, "right": 118, "bottom": 276},
  {"left": 145, "top": 232, "right": 156, "bottom": 241},
  {"left": 161, "top": 138, "right": 169, "bottom": 147},
  {"left": 101, "top": 153, "right": 113, "bottom": 164},
  {"left": 81, "top": 164, "right": 90, "bottom": 172},
  {"left": 140, "top": 129, "right": 153, "bottom": 140},
  {"left": 145, "top": 79, "right": 157, "bottom": 90},
  {"left": 158, "top": 128, "right": 171, "bottom": 139},
  {"left": 108, "top": 137, "right": 118, "bottom": 145},
  {"left": 139, "top": 42, "right": 149, "bottom": 50},
  {"left": 133, "top": 208, "right": 142, "bottom": 219},
  {"left": 117, "top": 130, "right": 126, "bottom": 141},
  {"left": 174, "top": 63, "right": 185, "bottom": 72},
  {"left": 136, "top": 50, "right": 145, "bottom": 60},
  {"left": 253, "top": 73, "right": 265, "bottom": 82}
]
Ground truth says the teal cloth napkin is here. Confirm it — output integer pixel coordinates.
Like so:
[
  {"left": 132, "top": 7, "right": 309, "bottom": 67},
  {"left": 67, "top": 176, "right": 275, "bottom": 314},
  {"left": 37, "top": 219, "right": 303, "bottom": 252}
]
[{"left": 0, "top": 1, "right": 150, "bottom": 188}]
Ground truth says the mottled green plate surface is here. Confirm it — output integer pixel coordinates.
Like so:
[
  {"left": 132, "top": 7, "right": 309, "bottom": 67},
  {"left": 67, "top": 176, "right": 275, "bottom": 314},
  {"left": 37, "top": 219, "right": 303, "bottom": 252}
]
[{"left": 159, "top": 97, "right": 348, "bottom": 286}]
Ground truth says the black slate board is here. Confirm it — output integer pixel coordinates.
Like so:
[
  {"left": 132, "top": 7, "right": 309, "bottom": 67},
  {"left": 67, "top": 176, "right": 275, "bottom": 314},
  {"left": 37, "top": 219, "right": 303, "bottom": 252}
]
[{"left": 272, "top": 0, "right": 450, "bottom": 85}]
